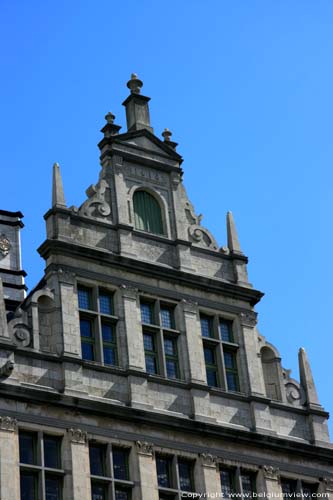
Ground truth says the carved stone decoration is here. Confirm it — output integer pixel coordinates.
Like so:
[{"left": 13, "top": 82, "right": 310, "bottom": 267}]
[
  {"left": 263, "top": 465, "right": 279, "bottom": 480},
  {"left": 0, "top": 416, "right": 17, "bottom": 432},
  {"left": 58, "top": 268, "right": 76, "bottom": 285},
  {"left": 135, "top": 440, "right": 154, "bottom": 456},
  {"left": 200, "top": 453, "right": 217, "bottom": 468},
  {"left": 80, "top": 179, "right": 111, "bottom": 219},
  {"left": 181, "top": 298, "right": 198, "bottom": 314},
  {"left": 120, "top": 283, "right": 139, "bottom": 299},
  {"left": 322, "top": 478, "right": 333, "bottom": 492},
  {"left": 13, "top": 325, "right": 31, "bottom": 347},
  {"left": 185, "top": 202, "right": 219, "bottom": 251},
  {"left": 285, "top": 382, "right": 306, "bottom": 406},
  {"left": 0, "top": 234, "right": 11, "bottom": 259},
  {"left": 239, "top": 311, "right": 258, "bottom": 327},
  {"left": 68, "top": 428, "right": 88, "bottom": 444}
]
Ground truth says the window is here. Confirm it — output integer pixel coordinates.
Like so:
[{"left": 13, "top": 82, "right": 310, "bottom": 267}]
[
  {"left": 200, "top": 314, "right": 240, "bottom": 392},
  {"left": 220, "top": 468, "right": 256, "bottom": 498},
  {"left": 156, "top": 454, "right": 196, "bottom": 499},
  {"left": 133, "top": 190, "right": 165, "bottom": 236},
  {"left": 140, "top": 299, "right": 181, "bottom": 380},
  {"left": 281, "top": 479, "right": 318, "bottom": 498},
  {"left": 78, "top": 286, "right": 118, "bottom": 366},
  {"left": 89, "top": 443, "right": 132, "bottom": 500},
  {"left": 19, "top": 431, "right": 63, "bottom": 500}
]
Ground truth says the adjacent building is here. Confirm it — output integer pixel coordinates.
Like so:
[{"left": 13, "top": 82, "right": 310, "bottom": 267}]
[{"left": 0, "top": 75, "right": 332, "bottom": 499}]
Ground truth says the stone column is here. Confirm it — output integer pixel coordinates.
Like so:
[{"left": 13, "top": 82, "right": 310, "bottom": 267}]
[
  {"left": 196, "top": 453, "right": 222, "bottom": 496},
  {"left": 0, "top": 416, "right": 20, "bottom": 500},
  {"left": 135, "top": 441, "right": 159, "bottom": 500},
  {"left": 66, "top": 428, "right": 91, "bottom": 500},
  {"left": 258, "top": 466, "right": 282, "bottom": 495},
  {"left": 0, "top": 278, "right": 9, "bottom": 339}
]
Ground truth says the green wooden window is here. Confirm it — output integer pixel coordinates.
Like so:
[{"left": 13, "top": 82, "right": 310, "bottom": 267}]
[{"left": 133, "top": 190, "right": 164, "bottom": 235}]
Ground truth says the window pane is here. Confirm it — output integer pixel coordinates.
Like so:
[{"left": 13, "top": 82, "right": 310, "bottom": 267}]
[
  {"left": 19, "top": 432, "right": 37, "bottom": 465},
  {"left": 166, "top": 360, "right": 178, "bottom": 379},
  {"left": 89, "top": 445, "right": 106, "bottom": 476},
  {"left": 224, "top": 351, "right": 236, "bottom": 369},
  {"left": 91, "top": 482, "right": 106, "bottom": 500},
  {"left": 220, "top": 469, "right": 234, "bottom": 497},
  {"left": 115, "top": 489, "right": 130, "bottom": 500},
  {"left": 156, "top": 456, "right": 172, "bottom": 488},
  {"left": 78, "top": 287, "right": 91, "bottom": 310},
  {"left": 145, "top": 355, "right": 158, "bottom": 374},
  {"left": 204, "top": 347, "right": 215, "bottom": 365},
  {"left": 200, "top": 316, "right": 213, "bottom": 338},
  {"left": 113, "top": 448, "right": 128, "bottom": 480},
  {"left": 281, "top": 480, "right": 296, "bottom": 496},
  {"left": 82, "top": 342, "right": 94, "bottom": 361},
  {"left": 44, "top": 436, "right": 61, "bottom": 469},
  {"left": 226, "top": 372, "right": 239, "bottom": 392},
  {"left": 102, "top": 323, "right": 114, "bottom": 342},
  {"left": 241, "top": 474, "right": 254, "bottom": 498},
  {"left": 141, "top": 303, "right": 153, "bottom": 324},
  {"left": 161, "top": 308, "right": 173, "bottom": 329},
  {"left": 80, "top": 319, "right": 93, "bottom": 338},
  {"left": 164, "top": 338, "right": 176, "bottom": 356},
  {"left": 45, "top": 475, "right": 62, "bottom": 500},
  {"left": 143, "top": 333, "right": 155, "bottom": 352},
  {"left": 99, "top": 293, "right": 113, "bottom": 315},
  {"left": 20, "top": 472, "right": 37, "bottom": 500},
  {"left": 219, "top": 320, "right": 233, "bottom": 342},
  {"left": 103, "top": 346, "right": 116, "bottom": 366},
  {"left": 206, "top": 369, "right": 218, "bottom": 387},
  {"left": 178, "top": 460, "right": 193, "bottom": 492},
  {"left": 302, "top": 484, "right": 317, "bottom": 497}
]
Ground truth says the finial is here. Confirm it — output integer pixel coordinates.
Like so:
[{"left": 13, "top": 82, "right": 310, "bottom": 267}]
[
  {"left": 298, "top": 347, "right": 321, "bottom": 408},
  {"left": 52, "top": 162, "right": 66, "bottom": 208},
  {"left": 105, "top": 112, "right": 115, "bottom": 124},
  {"left": 162, "top": 128, "right": 172, "bottom": 142},
  {"left": 127, "top": 73, "right": 143, "bottom": 94},
  {"left": 226, "top": 211, "right": 243, "bottom": 254}
]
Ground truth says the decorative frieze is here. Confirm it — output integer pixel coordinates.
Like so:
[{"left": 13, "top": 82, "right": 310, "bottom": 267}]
[
  {"left": 0, "top": 416, "right": 17, "bottom": 432},
  {"left": 135, "top": 440, "right": 154, "bottom": 456},
  {"left": 68, "top": 428, "right": 88, "bottom": 444}
]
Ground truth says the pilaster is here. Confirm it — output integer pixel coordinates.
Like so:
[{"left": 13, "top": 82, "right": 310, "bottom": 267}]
[
  {"left": 0, "top": 416, "right": 20, "bottom": 500},
  {"left": 66, "top": 428, "right": 91, "bottom": 500},
  {"left": 58, "top": 270, "right": 80, "bottom": 357},
  {"left": 196, "top": 453, "right": 222, "bottom": 496},
  {"left": 135, "top": 441, "right": 159, "bottom": 500}
]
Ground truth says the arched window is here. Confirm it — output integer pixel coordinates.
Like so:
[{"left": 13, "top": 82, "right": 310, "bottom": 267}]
[{"left": 133, "top": 190, "right": 165, "bottom": 235}]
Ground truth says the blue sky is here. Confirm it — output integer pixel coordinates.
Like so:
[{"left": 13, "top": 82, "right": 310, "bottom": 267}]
[{"left": 1, "top": 1, "right": 332, "bottom": 432}]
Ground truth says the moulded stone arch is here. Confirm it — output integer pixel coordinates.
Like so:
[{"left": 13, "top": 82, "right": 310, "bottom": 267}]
[{"left": 30, "top": 289, "right": 55, "bottom": 351}]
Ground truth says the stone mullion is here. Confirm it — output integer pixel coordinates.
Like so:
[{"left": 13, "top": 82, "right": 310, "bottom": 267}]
[
  {"left": 259, "top": 466, "right": 282, "bottom": 495},
  {"left": 120, "top": 285, "right": 146, "bottom": 371}
]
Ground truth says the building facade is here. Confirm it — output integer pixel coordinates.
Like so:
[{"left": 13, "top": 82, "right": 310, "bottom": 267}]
[{"left": 0, "top": 75, "right": 332, "bottom": 499}]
